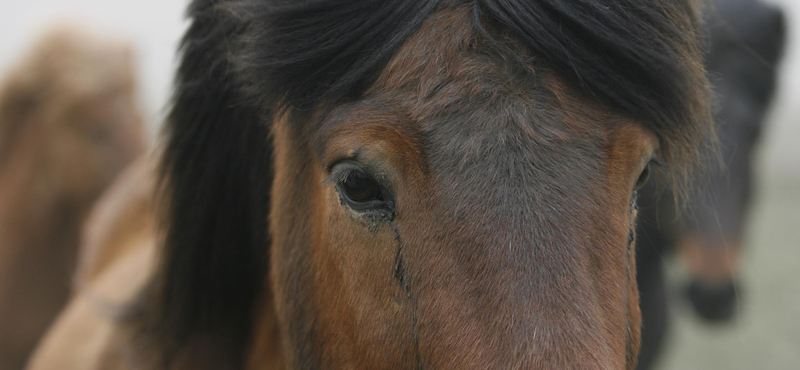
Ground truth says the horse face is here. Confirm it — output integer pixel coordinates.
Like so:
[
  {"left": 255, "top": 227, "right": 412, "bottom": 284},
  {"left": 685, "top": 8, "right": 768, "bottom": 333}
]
[{"left": 268, "top": 9, "right": 657, "bottom": 369}]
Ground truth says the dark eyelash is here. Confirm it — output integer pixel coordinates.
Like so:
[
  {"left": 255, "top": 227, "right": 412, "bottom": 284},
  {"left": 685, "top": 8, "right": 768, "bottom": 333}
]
[
  {"left": 323, "top": 168, "right": 353, "bottom": 185},
  {"left": 650, "top": 157, "right": 667, "bottom": 169}
]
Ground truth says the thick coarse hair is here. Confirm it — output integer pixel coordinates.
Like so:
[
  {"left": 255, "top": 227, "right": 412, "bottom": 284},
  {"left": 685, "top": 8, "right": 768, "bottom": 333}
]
[{"left": 139, "top": 0, "right": 712, "bottom": 366}]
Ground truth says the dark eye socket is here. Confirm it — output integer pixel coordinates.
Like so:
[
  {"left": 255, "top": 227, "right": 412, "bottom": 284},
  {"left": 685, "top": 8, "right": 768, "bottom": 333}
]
[
  {"left": 341, "top": 170, "right": 382, "bottom": 203},
  {"left": 634, "top": 164, "right": 651, "bottom": 191}
]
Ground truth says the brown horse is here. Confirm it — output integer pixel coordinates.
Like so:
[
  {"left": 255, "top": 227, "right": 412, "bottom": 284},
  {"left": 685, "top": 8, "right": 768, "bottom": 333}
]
[
  {"left": 29, "top": 1, "right": 712, "bottom": 369},
  {"left": 0, "top": 25, "right": 145, "bottom": 369}
]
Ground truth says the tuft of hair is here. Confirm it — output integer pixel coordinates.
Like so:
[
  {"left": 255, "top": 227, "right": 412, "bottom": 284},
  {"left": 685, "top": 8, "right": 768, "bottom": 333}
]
[
  {"left": 141, "top": 0, "right": 714, "bottom": 365},
  {"left": 224, "top": 0, "right": 441, "bottom": 113},
  {"left": 135, "top": 0, "right": 272, "bottom": 367},
  {"left": 474, "top": 0, "right": 714, "bottom": 201}
]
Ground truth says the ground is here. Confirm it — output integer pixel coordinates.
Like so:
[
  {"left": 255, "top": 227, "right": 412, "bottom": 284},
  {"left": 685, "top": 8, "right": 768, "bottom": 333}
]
[{"left": 659, "top": 176, "right": 800, "bottom": 370}]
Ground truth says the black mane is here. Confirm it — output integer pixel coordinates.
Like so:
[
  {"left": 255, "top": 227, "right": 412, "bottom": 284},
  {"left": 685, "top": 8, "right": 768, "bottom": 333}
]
[
  {"left": 229, "top": 0, "right": 710, "bottom": 162},
  {"left": 144, "top": 0, "right": 712, "bottom": 365}
]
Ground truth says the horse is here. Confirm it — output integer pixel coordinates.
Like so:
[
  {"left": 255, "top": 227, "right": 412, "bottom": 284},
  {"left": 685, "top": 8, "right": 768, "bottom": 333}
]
[
  {"left": 635, "top": 0, "right": 786, "bottom": 368},
  {"left": 27, "top": 1, "right": 713, "bottom": 369},
  {"left": 0, "top": 25, "right": 145, "bottom": 369}
]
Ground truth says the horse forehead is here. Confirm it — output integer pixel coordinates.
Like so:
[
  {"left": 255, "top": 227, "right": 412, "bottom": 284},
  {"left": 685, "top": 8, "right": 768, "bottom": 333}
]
[
  {"left": 419, "top": 112, "right": 603, "bottom": 209},
  {"left": 396, "top": 65, "right": 607, "bottom": 197},
  {"left": 323, "top": 5, "right": 638, "bottom": 206},
  {"left": 366, "top": 6, "right": 609, "bottom": 168}
]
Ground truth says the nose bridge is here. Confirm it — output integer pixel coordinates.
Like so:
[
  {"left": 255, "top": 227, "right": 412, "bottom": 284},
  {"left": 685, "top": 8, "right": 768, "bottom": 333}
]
[
  {"left": 406, "top": 90, "right": 634, "bottom": 367},
  {"left": 407, "top": 226, "right": 624, "bottom": 369},
  {"left": 403, "top": 176, "right": 629, "bottom": 369}
]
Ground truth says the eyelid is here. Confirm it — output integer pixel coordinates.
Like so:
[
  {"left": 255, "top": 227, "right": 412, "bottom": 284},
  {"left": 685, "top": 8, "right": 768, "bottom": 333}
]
[
  {"left": 325, "top": 159, "right": 395, "bottom": 192},
  {"left": 323, "top": 160, "right": 363, "bottom": 185},
  {"left": 322, "top": 149, "right": 362, "bottom": 173}
]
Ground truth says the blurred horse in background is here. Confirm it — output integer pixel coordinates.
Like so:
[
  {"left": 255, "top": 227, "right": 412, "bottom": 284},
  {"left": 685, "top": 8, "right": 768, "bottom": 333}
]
[
  {"left": 635, "top": 0, "right": 787, "bottom": 368},
  {"left": 0, "top": 25, "right": 145, "bottom": 370}
]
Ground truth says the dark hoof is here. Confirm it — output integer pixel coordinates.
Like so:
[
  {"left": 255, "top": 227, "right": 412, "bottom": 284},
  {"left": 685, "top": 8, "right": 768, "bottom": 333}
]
[{"left": 685, "top": 280, "right": 740, "bottom": 322}]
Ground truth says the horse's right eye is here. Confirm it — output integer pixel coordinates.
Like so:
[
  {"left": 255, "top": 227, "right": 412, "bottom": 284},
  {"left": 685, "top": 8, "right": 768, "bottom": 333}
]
[
  {"left": 342, "top": 170, "right": 382, "bottom": 203},
  {"left": 329, "top": 162, "right": 396, "bottom": 218}
]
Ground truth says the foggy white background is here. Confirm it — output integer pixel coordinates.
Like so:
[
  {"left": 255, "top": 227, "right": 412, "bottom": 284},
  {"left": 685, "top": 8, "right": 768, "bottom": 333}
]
[
  {"left": 763, "top": 0, "right": 800, "bottom": 180},
  {"left": 0, "top": 0, "right": 188, "bottom": 137}
]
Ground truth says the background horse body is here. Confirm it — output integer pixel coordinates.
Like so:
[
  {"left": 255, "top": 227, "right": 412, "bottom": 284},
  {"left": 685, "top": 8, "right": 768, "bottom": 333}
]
[
  {"left": 635, "top": 0, "right": 786, "bottom": 368},
  {"left": 29, "top": 1, "right": 711, "bottom": 369},
  {"left": 0, "top": 26, "right": 145, "bottom": 370}
]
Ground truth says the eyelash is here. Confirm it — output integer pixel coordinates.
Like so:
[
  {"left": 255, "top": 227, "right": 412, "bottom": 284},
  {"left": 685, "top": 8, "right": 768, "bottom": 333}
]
[{"left": 650, "top": 157, "right": 667, "bottom": 170}]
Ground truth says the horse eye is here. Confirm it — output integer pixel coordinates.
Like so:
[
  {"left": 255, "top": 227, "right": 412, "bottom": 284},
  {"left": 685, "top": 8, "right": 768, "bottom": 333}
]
[
  {"left": 634, "top": 164, "right": 651, "bottom": 190},
  {"left": 330, "top": 162, "right": 396, "bottom": 218},
  {"left": 341, "top": 170, "right": 382, "bottom": 204}
]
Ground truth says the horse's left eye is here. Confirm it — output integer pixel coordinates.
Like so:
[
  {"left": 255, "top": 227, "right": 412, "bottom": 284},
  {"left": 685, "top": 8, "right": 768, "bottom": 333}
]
[
  {"left": 634, "top": 164, "right": 651, "bottom": 190},
  {"left": 342, "top": 170, "right": 382, "bottom": 203}
]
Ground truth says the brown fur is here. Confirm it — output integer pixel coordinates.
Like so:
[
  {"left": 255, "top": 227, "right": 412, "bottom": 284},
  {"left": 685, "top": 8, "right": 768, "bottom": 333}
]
[
  {"left": 0, "top": 24, "right": 145, "bottom": 369},
  {"left": 27, "top": 157, "right": 157, "bottom": 370}
]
